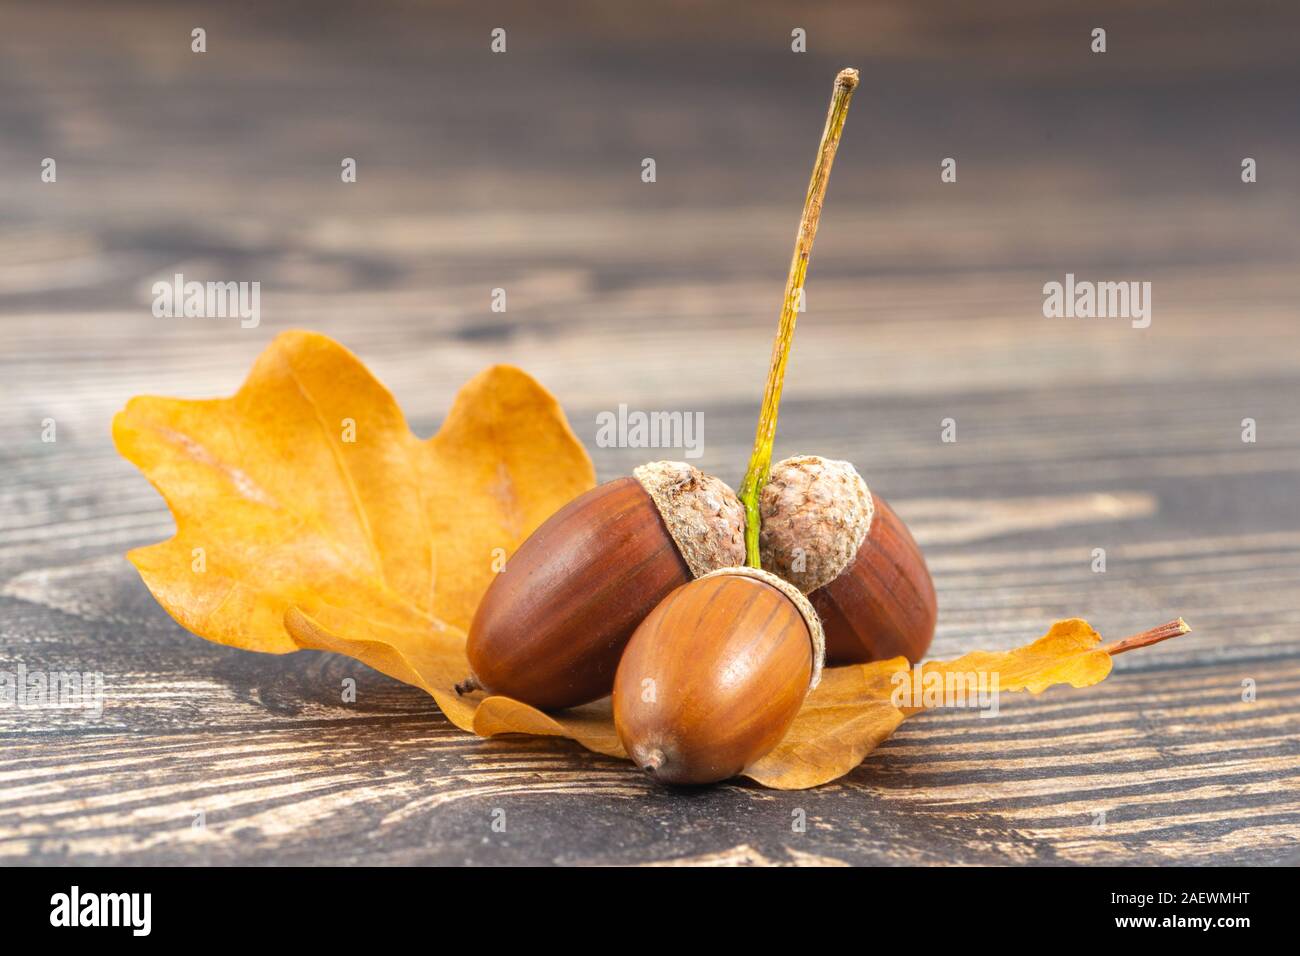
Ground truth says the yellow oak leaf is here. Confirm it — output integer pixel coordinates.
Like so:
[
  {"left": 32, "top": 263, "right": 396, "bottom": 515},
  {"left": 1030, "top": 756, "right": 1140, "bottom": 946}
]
[
  {"left": 420, "top": 366, "right": 596, "bottom": 632},
  {"left": 114, "top": 330, "right": 594, "bottom": 734},
  {"left": 472, "top": 695, "right": 625, "bottom": 758},
  {"left": 743, "top": 618, "right": 1116, "bottom": 789}
]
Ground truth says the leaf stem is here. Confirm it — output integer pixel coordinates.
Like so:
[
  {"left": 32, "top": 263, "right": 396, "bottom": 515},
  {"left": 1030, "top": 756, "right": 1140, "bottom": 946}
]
[
  {"left": 1101, "top": 618, "right": 1191, "bottom": 656},
  {"left": 738, "top": 68, "right": 860, "bottom": 568}
]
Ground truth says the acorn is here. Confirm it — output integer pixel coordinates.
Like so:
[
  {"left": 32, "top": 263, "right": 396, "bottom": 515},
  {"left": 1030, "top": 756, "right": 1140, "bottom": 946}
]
[
  {"left": 612, "top": 566, "right": 824, "bottom": 785},
  {"left": 458, "top": 461, "right": 745, "bottom": 710},
  {"left": 760, "top": 455, "right": 936, "bottom": 665}
]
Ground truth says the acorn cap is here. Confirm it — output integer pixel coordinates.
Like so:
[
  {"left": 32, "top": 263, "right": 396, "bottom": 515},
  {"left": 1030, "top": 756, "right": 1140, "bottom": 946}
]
[
  {"left": 758, "top": 455, "right": 874, "bottom": 594},
  {"left": 696, "top": 565, "right": 825, "bottom": 689},
  {"left": 634, "top": 461, "right": 747, "bottom": 578}
]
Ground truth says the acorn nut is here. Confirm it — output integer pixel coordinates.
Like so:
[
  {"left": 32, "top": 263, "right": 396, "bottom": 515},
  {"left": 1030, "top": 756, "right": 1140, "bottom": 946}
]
[
  {"left": 460, "top": 462, "right": 745, "bottom": 710},
  {"left": 759, "top": 455, "right": 936, "bottom": 665},
  {"left": 613, "top": 566, "right": 824, "bottom": 785}
]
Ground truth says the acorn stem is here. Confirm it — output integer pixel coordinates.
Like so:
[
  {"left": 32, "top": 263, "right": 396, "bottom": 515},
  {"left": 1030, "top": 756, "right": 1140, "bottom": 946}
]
[
  {"left": 738, "top": 68, "right": 860, "bottom": 568},
  {"left": 1101, "top": 618, "right": 1191, "bottom": 656}
]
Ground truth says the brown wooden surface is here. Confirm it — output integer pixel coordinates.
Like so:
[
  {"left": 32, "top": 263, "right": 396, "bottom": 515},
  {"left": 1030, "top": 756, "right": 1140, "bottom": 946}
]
[{"left": 1, "top": 0, "right": 1298, "bottom": 865}]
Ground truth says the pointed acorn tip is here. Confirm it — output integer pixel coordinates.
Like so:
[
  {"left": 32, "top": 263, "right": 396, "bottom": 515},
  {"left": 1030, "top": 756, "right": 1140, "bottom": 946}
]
[
  {"left": 638, "top": 748, "right": 665, "bottom": 773},
  {"left": 454, "top": 676, "right": 482, "bottom": 696}
]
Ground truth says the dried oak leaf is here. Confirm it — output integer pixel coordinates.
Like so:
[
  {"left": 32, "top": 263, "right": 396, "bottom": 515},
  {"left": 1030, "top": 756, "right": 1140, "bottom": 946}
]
[
  {"left": 743, "top": 618, "right": 1113, "bottom": 789},
  {"left": 113, "top": 330, "right": 594, "bottom": 732}
]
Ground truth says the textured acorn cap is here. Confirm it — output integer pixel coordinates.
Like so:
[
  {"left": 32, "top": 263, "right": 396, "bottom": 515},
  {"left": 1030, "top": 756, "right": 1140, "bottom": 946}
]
[
  {"left": 759, "top": 455, "right": 874, "bottom": 594},
  {"left": 634, "top": 461, "right": 746, "bottom": 578},
  {"left": 697, "top": 565, "right": 825, "bottom": 690}
]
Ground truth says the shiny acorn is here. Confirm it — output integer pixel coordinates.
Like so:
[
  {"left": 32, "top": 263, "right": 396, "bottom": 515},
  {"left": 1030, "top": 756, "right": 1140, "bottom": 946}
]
[
  {"left": 613, "top": 566, "right": 824, "bottom": 785},
  {"left": 760, "top": 455, "right": 936, "bottom": 666},
  {"left": 458, "top": 461, "right": 745, "bottom": 710}
]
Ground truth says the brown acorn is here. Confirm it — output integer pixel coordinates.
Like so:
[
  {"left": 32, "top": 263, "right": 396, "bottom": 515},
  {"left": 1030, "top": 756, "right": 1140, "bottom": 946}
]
[
  {"left": 459, "top": 461, "right": 745, "bottom": 710},
  {"left": 759, "top": 455, "right": 936, "bottom": 665},
  {"left": 613, "top": 566, "right": 824, "bottom": 785}
]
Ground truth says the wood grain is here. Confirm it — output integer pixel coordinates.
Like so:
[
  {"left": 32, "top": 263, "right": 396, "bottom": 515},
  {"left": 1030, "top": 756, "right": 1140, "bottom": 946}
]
[{"left": 1, "top": 0, "right": 1298, "bottom": 865}]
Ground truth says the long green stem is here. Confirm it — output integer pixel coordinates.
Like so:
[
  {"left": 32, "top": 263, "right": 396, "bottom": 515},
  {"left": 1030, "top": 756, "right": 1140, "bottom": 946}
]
[{"left": 738, "top": 67, "right": 860, "bottom": 568}]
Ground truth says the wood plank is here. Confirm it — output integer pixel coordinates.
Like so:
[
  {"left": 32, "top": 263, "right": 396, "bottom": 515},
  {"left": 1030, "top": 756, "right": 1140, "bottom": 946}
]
[
  {"left": 1, "top": 0, "right": 1297, "bottom": 865},
  {"left": 0, "top": 656, "right": 1293, "bottom": 865}
]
